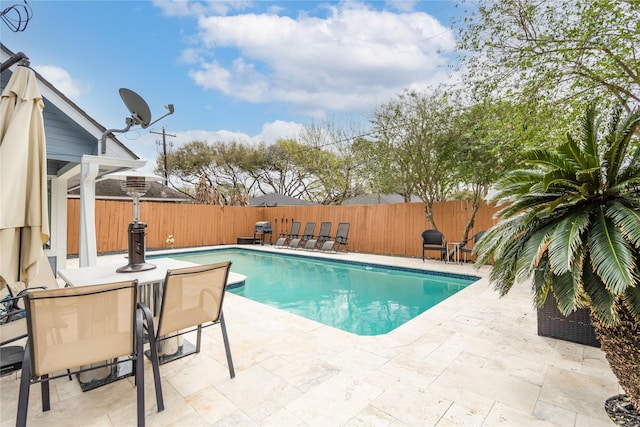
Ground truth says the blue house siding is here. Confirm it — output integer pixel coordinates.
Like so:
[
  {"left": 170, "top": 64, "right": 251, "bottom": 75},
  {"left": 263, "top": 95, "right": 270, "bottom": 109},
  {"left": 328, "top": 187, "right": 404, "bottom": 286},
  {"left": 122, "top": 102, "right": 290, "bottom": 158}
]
[
  {"left": 2, "top": 67, "right": 99, "bottom": 177},
  {"left": 42, "top": 99, "right": 97, "bottom": 175}
]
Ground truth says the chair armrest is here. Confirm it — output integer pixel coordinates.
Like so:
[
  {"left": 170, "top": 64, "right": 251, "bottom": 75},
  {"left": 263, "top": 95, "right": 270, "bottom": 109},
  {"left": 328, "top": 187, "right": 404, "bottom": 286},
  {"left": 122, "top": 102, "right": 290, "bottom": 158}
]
[{"left": 137, "top": 302, "right": 156, "bottom": 335}]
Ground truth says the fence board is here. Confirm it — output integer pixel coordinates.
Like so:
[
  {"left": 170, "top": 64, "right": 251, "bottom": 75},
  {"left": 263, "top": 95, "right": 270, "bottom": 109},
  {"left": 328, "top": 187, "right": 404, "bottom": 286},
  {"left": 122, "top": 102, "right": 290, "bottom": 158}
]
[{"left": 66, "top": 200, "right": 499, "bottom": 258}]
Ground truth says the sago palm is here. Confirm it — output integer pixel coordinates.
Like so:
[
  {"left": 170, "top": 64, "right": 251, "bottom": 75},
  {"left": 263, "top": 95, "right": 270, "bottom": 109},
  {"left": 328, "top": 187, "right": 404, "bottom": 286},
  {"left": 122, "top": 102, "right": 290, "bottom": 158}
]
[{"left": 474, "top": 103, "right": 640, "bottom": 412}]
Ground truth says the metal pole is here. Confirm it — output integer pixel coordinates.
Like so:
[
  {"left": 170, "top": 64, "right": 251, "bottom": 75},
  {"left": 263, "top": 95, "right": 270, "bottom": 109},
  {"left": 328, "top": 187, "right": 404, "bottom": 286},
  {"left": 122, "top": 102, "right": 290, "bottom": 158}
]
[{"left": 151, "top": 127, "right": 175, "bottom": 186}]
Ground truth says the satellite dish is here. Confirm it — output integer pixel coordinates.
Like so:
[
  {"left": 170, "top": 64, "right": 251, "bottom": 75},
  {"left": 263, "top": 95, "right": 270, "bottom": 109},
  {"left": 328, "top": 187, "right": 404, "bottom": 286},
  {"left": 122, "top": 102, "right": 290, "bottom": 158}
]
[{"left": 119, "top": 88, "right": 152, "bottom": 128}]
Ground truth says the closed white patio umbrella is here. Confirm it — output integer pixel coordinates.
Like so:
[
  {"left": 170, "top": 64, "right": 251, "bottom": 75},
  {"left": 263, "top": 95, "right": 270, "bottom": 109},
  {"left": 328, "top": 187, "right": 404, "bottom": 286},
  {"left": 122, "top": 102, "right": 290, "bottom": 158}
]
[{"left": 0, "top": 65, "right": 49, "bottom": 287}]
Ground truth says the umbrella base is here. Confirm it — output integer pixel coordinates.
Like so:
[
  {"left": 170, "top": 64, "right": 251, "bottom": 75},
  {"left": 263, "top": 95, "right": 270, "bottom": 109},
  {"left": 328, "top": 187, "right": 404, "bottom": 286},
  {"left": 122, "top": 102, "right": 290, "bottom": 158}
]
[{"left": 116, "top": 262, "right": 157, "bottom": 273}]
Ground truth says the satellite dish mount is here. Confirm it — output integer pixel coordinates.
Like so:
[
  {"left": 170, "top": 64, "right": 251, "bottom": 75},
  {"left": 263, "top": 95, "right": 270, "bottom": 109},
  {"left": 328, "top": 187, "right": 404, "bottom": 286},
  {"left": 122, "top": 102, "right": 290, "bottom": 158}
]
[{"left": 99, "top": 88, "right": 175, "bottom": 154}]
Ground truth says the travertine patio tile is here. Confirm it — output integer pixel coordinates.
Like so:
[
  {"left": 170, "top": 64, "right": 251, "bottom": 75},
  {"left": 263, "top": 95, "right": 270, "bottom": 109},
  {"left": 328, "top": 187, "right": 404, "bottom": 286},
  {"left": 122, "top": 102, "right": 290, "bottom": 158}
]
[
  {"left": 370, "top": 381, "right": 452, "bottom": 426},
  {"left": 184, "top": 383, "right": 238, "bottom": 423},
  {"left": 208, "top": 409, "right": 258, "bottom": 427},
  {"left": 436, "top": 402, "right": 486, "bottom": 426},
  {"left": 483, "top": 402, "right": 555, "bottom": 426},
  {"left": 434, "top": 359, "right": 541, "bottom": 414},
  {"left": 427, "top": 379, "right": 495, "bottom": 417},
  {"left": 575, "top": 412, "right": 616, "bottom": 427},
  {"left": 164, "top": 352, "right": 233, "bottom": 397},
  {"left": 347, "top": 404, "right": 409, "bottom": 426},
  {"left": 215, "top": 365, "right": 301, "bottom": 421},
  {"left": 538, "top": 366, "right": 618, "bottom": 423},
  {"left": 325, "top": 347, "right": 388, "bottom": 377},
  {"left": 377, "top": 352, "right": 442, "bottom": 387},
  {"left": 482, "top": 352, "right": 549, "bottom": 386},
  {"left": 532, "top": 400, "right": 577, "bottom": 427},
  {"left": 273, "top": 355, "right": 339, "bottom": 392},
  {"left": 286, "top": 372, "right": 382, "bottom": 425},
  {"left": 259, "top": 408, "right": 308, "bottom": 427}
]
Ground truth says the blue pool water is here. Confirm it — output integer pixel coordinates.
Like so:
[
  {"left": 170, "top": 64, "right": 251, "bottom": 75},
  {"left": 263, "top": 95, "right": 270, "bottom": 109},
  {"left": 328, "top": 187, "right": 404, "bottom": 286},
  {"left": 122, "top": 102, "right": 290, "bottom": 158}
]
[{"left": 164, "top": 249, "right": 478, "bottom": 336}]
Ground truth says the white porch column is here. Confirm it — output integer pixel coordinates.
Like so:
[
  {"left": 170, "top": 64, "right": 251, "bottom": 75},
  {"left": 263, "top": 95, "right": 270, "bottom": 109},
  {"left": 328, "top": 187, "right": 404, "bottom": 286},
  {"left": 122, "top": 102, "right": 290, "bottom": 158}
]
[
  {"left": 79, "top": 158, "right": 99, "bottom": 267},
  {"left": 78, "top": 155, "right": 144, "bottom": 267}
]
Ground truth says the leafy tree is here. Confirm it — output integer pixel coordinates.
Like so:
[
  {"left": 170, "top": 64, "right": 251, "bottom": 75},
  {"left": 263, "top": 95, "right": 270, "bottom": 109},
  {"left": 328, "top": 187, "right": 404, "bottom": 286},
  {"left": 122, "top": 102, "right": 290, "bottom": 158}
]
[
  {"left": 162, "top": 140, "right": 258, "bottom": 204},
  {"left": 249, "top": 139, "right": 313, "bottom": 198},
  {"left": 474, "top": 104, "right": 640, "bottom": 411},
  {"left": 451, "top": 100, "right": 556, "bottom": 241},
  {"left": 298, "top": 119, "right": 367, "bottom": 204},
  {"left": 370, "top": 88, "right": 460, "bottom": 229},
  {"left": 458, "top": 0, "right": 640, "bottom": 111}
]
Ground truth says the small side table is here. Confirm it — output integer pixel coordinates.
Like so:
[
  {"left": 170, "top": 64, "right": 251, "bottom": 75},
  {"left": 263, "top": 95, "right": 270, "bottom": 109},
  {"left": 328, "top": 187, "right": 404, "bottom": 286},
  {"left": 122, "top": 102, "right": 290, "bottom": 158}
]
[{"left": 447, "top": 242, "right": 462, "bottom": 263}]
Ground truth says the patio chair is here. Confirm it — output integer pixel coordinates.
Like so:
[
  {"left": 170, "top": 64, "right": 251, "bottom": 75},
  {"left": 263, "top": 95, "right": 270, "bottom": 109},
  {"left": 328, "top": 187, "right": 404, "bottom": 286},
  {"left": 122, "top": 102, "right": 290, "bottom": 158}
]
[
  {"left": 1, "top": 253, "right": 61, "bottom": 376},
  {"left": 274, "top": 221, "right": 301, "bottom": 247},
  {"left": 304, "top": 221, "right": 332, "bottom": 250},
  {"left": 16, "top": 280, "right": 164, "bottom": 427},
  {"left": 1, "top": 292, "right": 29, "bottom": 376},
  {"left": 140, "top": 261, "right": 235, "bottom": 379},
  {"left": 421, "top": 229, "right": 447, "bottom": 262},
  {"left": 456, "top": 231, "right": 486, "bottom": 263},
  {"left": 288, "top": 222, "right": 315, "bottom": 248},
  {"left": 321, "top": 222, "right": 350, "bottom": 252}
]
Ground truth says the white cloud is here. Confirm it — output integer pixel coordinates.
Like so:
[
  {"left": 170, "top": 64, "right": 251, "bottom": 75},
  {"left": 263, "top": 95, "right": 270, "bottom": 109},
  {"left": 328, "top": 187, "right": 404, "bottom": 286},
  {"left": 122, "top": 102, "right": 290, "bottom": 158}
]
[
  {"left": 127, "top": 119, "right": 303, "bottom": 164},
  {"left": 184, "top": 1, "right": 457, "bottom": 116},
  {"left": 35, "top": 65, "right": 91, "bottom": 100},
  {"left": 257, "top": 120, "right": 304, "bottom": 144}
]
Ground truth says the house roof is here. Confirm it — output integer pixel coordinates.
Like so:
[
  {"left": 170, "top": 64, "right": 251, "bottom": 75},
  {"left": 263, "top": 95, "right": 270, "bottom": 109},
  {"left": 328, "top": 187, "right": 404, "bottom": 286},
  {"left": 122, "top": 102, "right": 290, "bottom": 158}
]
[
  {"left": 249, "top": 194, "right": 315, "bottom": 207},
  {"left": 68, "top": 179, "right": 190, "bottom": 202},
  {"left": 341, "top": 194, "right": 422, "bottom": 205}
]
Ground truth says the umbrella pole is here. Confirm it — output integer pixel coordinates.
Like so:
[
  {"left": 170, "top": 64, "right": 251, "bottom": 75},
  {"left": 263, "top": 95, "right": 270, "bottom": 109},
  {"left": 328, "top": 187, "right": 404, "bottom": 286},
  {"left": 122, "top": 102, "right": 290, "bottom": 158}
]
[{"left": 17, "top": 228, "right": 23, "bottom": 283}]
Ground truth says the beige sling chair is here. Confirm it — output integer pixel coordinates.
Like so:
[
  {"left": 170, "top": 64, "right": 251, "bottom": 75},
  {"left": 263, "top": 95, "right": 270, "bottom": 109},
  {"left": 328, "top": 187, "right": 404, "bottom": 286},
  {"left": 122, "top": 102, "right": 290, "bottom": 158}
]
[
  {"left": 16, "top": 280, "right": 164, "bottom": 427},
  {"left": 139, "top": 261, "right": 235, "bottom": 379},
  {"left": 1, "top": 253, "right": 60, "bottom": 376}
]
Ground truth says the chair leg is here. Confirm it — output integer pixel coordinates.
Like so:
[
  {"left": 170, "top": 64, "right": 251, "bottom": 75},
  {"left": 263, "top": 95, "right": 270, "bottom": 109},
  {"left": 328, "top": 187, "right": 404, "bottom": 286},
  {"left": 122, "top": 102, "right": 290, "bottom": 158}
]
[
  {"left": 138, "top": 303, "right": 164, "bottom": 412},
  {"left": 219, "top": 312, "right": 235, "bottom": 379},
  {"left": 41, "top": 375, "right": 50, "bottom": 411},
  {"left": 135, "top": 309, "right": 145, "bottom": 427},
  {"left": 16, "top": 345, "right": 32, "bottom": 427},
  {"left": 196, "top": 325, "right": 202, "bottom": 353}
]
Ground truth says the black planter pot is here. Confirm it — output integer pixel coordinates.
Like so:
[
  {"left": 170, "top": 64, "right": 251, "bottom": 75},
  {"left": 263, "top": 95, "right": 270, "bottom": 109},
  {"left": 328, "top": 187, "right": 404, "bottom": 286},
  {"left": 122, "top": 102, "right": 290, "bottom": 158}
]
[{"left": 537, "top": 294, "right": 600, "bottom": 347}]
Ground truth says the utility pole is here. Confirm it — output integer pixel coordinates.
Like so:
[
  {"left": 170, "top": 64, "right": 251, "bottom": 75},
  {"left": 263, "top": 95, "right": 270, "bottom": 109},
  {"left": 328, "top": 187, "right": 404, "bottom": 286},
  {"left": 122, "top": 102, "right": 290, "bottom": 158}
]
[{"left": 150, "top": 127, "right": 176, "bottom": 186}]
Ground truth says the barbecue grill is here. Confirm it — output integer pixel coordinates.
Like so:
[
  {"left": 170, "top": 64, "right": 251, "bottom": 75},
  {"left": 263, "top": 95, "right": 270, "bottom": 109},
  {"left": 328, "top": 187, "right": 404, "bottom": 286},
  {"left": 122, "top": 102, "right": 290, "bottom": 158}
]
[{"left": 254, "top": 221, "right": 272, "bottom": 245}]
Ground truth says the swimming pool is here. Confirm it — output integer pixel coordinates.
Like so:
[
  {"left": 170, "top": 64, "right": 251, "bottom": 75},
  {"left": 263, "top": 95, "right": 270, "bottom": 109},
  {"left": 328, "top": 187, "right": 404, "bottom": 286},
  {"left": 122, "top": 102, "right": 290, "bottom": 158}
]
[{"left": 163, "top": 249, "right": 478, "bottom": 336}]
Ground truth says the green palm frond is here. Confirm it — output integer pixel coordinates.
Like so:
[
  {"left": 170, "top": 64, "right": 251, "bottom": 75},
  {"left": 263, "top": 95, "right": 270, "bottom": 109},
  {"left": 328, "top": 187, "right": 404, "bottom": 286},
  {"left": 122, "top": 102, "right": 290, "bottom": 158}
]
[
  {"left": 608, "top": 177, "right": 640, "bottom": 198},
  {"left": 515, "top": 224, "right": 554, "bottom": 283},
  {"left": 578, "top": 103, "right": 600, "bottom": 166},
  {"left": 548, "top": 212, "right": 591, "bottom": 275},
  {"left": 550, "top": 270, "right": 581, "bottom": 315},
  {"left": 582, "top": 261, "right": 618, "bottom": 326},
  {"left": 623, "top": 282, "right": 640, "bottom": 321},
  {"left": 525, "top": 149, "right": 575, "bottom": 171},
  {"left": 542, "top": 169, "right": 582, "bottom": 192},
  {"left": 588, "top": 208, "right": 636, "bottom": 294},
  {"left": 498, "top": 194, "right": 563, "bottom": 219},
  {"left": 606, "top": 201, "right": 640, "bottom": 249},
  {"left": 532, "top": 258, "right": 551, "bottom": 305},
  {"left": 603, "top": 107, "right": 640, "bottom": 187}
]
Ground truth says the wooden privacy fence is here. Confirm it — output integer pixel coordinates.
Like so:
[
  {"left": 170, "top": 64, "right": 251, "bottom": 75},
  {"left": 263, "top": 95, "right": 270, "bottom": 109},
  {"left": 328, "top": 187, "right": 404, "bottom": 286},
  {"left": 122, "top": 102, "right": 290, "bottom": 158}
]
[{"left": 66, "top": 199, "right": 500, "bottom": 259}]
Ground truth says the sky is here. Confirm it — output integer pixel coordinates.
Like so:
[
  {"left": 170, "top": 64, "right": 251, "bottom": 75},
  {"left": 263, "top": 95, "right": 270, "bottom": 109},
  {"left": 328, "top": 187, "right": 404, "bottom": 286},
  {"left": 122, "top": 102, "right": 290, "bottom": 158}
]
[{"left": 2, "top": 0, "right": 470, "bottom": 173}]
